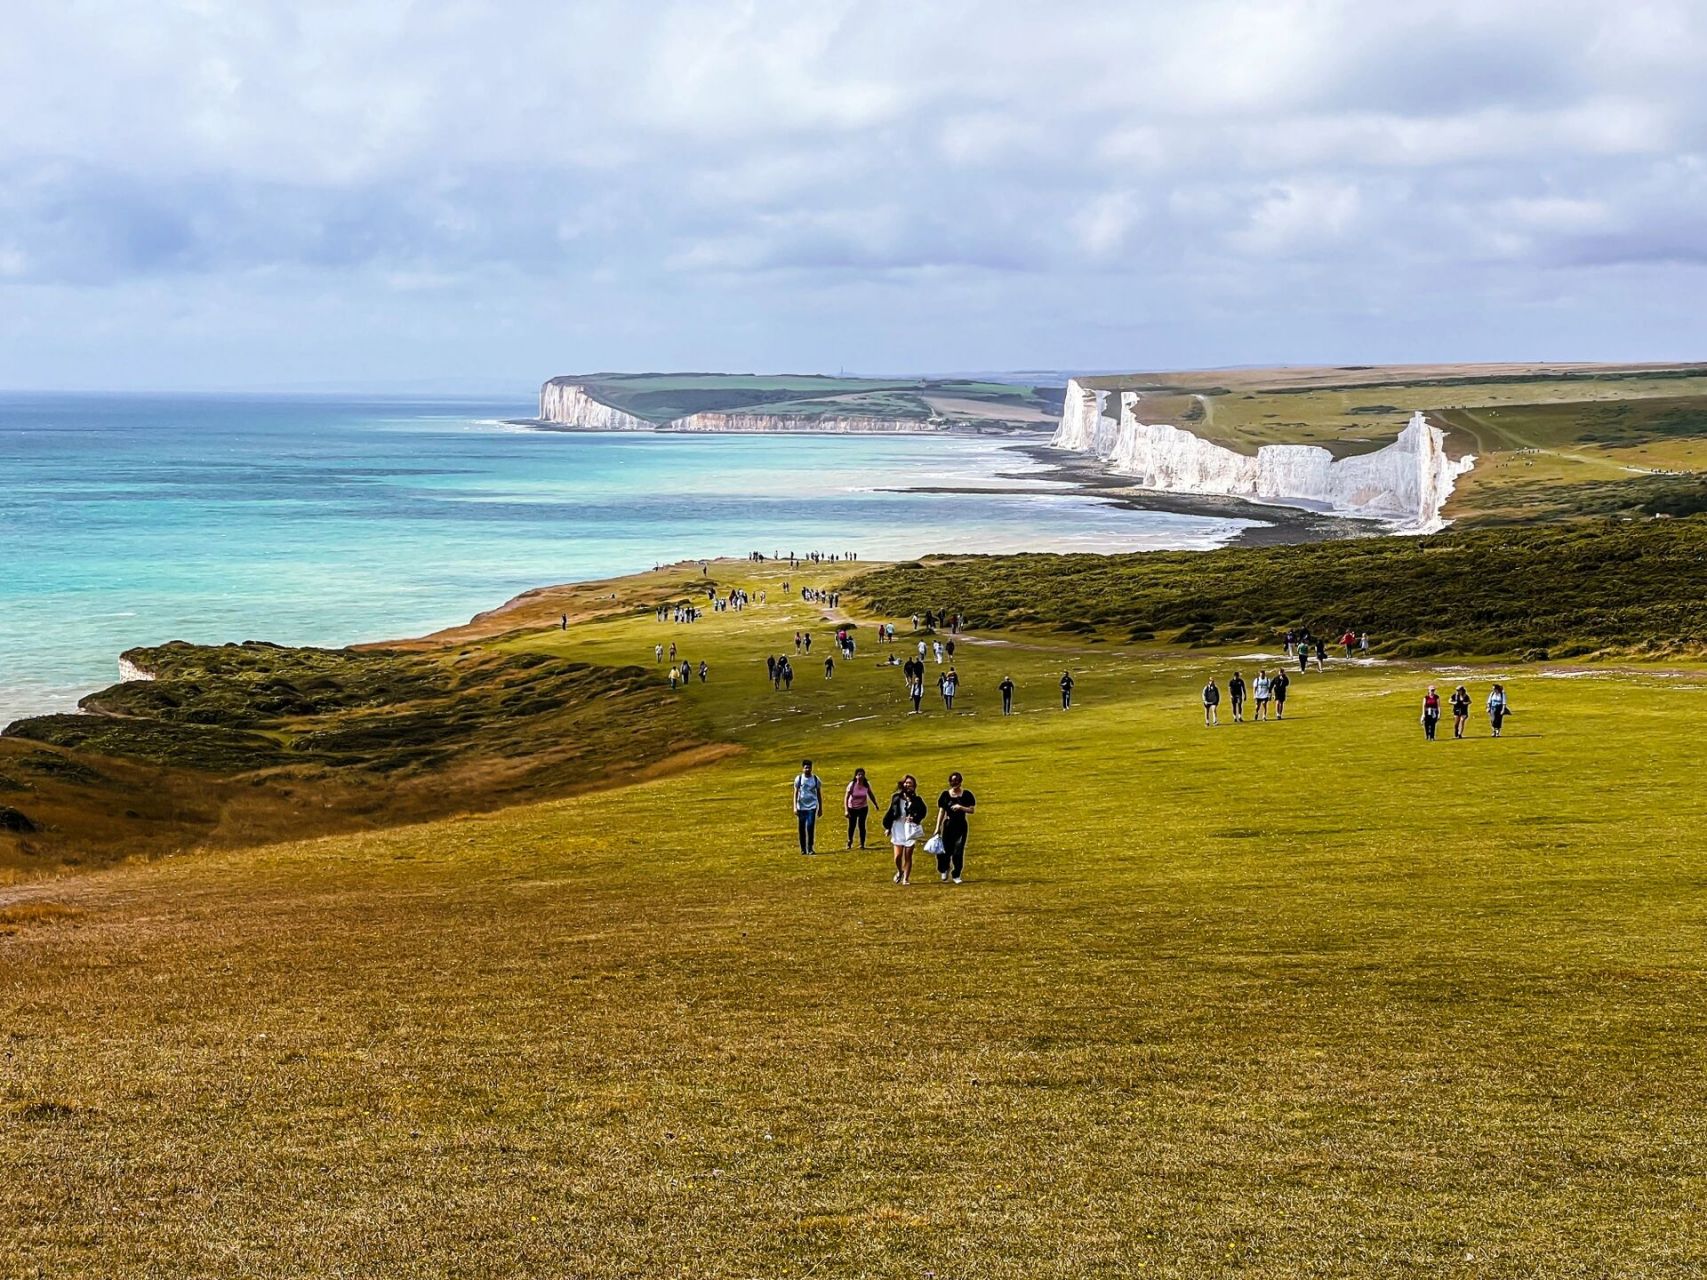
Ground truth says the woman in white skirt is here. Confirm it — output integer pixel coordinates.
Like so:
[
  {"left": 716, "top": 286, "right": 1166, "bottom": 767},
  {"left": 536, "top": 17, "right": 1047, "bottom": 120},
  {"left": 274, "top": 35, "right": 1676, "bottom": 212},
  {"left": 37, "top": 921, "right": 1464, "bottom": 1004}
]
[{"left": 882, "top": 774, "right": 928, "bottom": 885}]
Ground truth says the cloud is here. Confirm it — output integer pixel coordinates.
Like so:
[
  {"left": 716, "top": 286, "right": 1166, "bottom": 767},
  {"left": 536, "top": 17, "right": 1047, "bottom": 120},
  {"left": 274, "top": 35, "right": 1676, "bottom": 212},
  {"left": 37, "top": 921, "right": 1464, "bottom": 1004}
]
[{"left": 1, "top": 0, "right": 1705, "bottom": 386}]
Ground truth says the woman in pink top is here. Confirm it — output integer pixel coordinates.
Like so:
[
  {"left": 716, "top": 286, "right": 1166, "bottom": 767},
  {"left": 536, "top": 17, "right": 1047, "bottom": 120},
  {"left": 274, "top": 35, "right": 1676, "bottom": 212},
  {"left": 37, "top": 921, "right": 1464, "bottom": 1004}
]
[{"left": 845, "top": 767, "right": 877, "bottom": 849}]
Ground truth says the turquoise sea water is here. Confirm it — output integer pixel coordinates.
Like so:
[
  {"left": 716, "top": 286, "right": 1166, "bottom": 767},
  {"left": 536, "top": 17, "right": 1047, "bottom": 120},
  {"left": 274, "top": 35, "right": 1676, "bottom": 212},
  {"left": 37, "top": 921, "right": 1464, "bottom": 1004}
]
[{"left": 0, "top": 393, "right": 1250, "bottom": 725}]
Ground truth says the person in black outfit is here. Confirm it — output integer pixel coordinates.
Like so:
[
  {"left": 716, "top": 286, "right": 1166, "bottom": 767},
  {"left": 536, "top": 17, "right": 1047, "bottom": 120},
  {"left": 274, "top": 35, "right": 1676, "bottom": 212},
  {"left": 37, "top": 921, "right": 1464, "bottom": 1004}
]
[
  {"left": 999, "top": 674, "right": 1015, "bottom": 715},
  {"left": 934, "top": 772, "right": 977, "bottom": 883},
  {"left": 1272, "top": 668, "right": 1289, "bottom": 719},
  {"left": 1060, "top": 670, "right": 1075, "bottom": 709},
  {"left": 1228, "top": 670, "right": 1246, "bottom": 722}
]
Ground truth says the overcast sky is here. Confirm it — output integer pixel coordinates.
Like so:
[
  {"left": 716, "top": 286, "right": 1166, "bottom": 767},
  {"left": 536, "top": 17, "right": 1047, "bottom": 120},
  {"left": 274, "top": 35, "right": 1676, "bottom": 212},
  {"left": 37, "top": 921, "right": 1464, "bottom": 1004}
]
[{"left": 2, "top": 0, "right": 1704, "bottom": 392}]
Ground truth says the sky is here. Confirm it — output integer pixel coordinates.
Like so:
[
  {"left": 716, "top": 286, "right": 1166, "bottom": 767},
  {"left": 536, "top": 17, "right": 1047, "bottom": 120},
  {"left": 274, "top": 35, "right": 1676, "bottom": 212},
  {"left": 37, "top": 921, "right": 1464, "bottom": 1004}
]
[{"left": 2, "top": 0, "right": 1704, "bottom": 392}]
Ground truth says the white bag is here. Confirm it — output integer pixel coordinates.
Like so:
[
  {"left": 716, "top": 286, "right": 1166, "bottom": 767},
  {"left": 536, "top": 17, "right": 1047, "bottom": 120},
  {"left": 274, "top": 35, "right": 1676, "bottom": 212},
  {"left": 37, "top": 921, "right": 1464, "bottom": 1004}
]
[{"left": 923, "top": 834, "right": 946, "bottom": 856}]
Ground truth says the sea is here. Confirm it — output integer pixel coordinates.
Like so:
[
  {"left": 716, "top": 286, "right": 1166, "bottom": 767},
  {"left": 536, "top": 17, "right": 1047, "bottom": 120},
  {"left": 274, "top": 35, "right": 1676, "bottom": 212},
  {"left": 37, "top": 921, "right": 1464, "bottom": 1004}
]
[{"left": 0, "top": 393, "right": 1252, "bottom": 726}]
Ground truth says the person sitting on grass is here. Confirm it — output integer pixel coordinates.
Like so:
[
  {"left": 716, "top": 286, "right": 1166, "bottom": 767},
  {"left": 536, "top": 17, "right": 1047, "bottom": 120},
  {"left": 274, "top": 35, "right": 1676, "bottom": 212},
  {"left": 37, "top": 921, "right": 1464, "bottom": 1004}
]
[{"left": 883, "top": 775, "right": 927, "bottom": 885}]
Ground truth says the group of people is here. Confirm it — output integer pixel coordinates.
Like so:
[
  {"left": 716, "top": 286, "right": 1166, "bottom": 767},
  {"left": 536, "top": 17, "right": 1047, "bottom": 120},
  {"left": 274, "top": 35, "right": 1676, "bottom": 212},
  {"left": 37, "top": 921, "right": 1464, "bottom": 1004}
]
[
  {"left": 1422, "top": 683, "right": 1511, "bottom": 739},
  {"left": 792, "top": 762, "right": 978, "bottom": 885},
  {"left": 909, "top": 610, "right": 964, "bottom": 634},
  {"left": 1200, "top": 669, "right": 1292, "bottom": 723}
]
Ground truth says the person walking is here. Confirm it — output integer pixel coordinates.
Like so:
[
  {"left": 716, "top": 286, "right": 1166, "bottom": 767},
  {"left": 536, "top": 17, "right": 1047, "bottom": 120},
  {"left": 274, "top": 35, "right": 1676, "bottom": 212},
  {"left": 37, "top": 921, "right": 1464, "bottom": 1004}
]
[
  {"left": 883, "top": 775, "right": 927, "bottom": 885},
  {"left": 1252, "top": 669, "right": 1270, "bottom": 721},
  {"left": 1228, "top": 670, "right": 1246, "bottom": 723},
  {"left": 933, "top": 772, "right": 978, "bottom": 884},
  {"left": 1298, "top": 639, "right": 1310, "bottom": 673},
  {"left": 1421, "top": 686, "right": 1442, "bottom": 741},
  {"left": 824, "top": 654, "right": 835, "bottom": 680},
  {"left": 1488, "top": 683, "right": 1509, "bottom": 737},
  {"left": 999, "top": 674, "right": 1015, "bottom": 715},
  {"left": 1450, "top": 684, "right": 1471, "bottom": 739},
  {"left": 698, "top": 660, "right": 709, "bottom": 683},
  {"left": 1272, "top": 668, "right": 1290, "bottom": 719},
  {"left": 792, "top": 760, "right": 823, "bottom": 855},
  {"left": 1060, "top": 670, "right": 1075, "bottom": 709},
  {"left": 781, "top": 658, "right": 794, "bottom": 691},
  {"left": 909, "top": 676, "right": 924, "bottom": 714},
  {"left": 1314, "top": 637, "right": 1327, "bottom": 672},
  {"left": 940, "top": 668, "right": 958, "bottom": 711},
  {"left": 1202, "top": 677, "right": 1220, "bottom": 726},
  {"left": 845, "top": 767, "right": 876, "bottom": 849}
]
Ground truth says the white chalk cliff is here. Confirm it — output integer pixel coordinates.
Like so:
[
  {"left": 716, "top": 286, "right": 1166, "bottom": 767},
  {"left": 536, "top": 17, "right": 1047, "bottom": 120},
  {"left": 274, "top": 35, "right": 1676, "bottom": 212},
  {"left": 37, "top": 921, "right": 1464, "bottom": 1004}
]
[
  {"left": 539, "top": 379, "right": 949, "bottom": 433},
  {"left": 1051, "top": 380, "right": 1474, "bottom": 530},
  {"left": 539, "top": 380, "right": 654, "bottom": 431}
]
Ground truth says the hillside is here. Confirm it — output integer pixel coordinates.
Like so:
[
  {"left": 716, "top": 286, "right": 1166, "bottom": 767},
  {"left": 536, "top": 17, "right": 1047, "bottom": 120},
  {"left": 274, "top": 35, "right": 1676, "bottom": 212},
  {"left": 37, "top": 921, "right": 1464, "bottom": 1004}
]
[
  {"left": 537, "top": 372, "right": 1064, "bottom": 432},
  {"left": 1052, "top": 362, "right": 1707, "bottom": 525}
]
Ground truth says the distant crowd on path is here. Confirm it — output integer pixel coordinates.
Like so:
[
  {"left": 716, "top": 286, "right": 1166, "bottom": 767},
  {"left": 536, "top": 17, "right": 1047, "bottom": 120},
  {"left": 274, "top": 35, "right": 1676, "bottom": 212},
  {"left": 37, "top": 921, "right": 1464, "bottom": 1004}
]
[
  {"left": 1422, "top": 683, "right": 1511, "bottom": 740},
  {"left": 748, "top": 550, "right": 860, "bottom": 566},
  {"left": 791, "top": 761, "right": 978, "bottom": 886}
]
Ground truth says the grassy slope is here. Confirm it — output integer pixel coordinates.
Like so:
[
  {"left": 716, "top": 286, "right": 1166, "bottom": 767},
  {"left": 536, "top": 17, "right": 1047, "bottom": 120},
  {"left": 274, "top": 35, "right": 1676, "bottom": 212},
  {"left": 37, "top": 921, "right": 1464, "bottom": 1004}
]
[
  {"left": 1073, "top": 365, "right": 1707, "bottom": 523},
  {"left": 4, "top": 554, "right": 1707, "bottom": 1276},
  {"left": 558, "top": 373, "right": 1063, "bottom": 425}
]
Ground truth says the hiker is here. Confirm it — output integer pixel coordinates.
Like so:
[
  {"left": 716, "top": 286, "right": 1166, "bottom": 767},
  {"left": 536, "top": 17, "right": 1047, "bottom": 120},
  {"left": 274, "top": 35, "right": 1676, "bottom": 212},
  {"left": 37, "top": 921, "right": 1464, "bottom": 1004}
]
[
  {"left": 999, "top": 674, "right": 1015, "bottom": 715},
  {"left": 1252, "top": 669, "right": 1271, "bottom": 721},
  {"left": 1450, "top": 685, "right": 1471, "bottom": 738},
  {"left": 909, "top": 676, "right": 924, "bottom": 714},
  {"left": 561, "top": 614, "right": 567, "bottom": 631},
  {"left": 1228, "top": 670, "right": 1246, "bottom": 722},
  {"left": 681, "top": 660, "right": 691, "bottom": 685},
  {"left": 934, "top": 772, "right": 978, "bottom": 884},
  {"left": 781, "top": 658, "right": 794, "bottom": 691},
  {"left": 793, "top": 759, "right": 823, "bottom": 855},
  {"left": 1060, "top": 670, "right": 1075, "bottom": 709},
  {"left": 1202, "top": 677, "right": 1220, "bottom": 726},
  {"left": 1314, "top": 638, "right": 1327, "bottom": 671},
  {"left": 1283, "top": 629, "right": 1295, "bottom": 657},
  {"left": 1341, "top": 629, "right": 1357, "bottom": 657},
  {"left": 655, "top": 644, "right": 664, "bottom": 664},
  {"left": 824, "top": 655, "right": 834, "bottom": 679},
  {"left": 932, "top": 640, "right": 944, "bottom": 665},
  {"left": 698, "top": 660, "right": 709, "bottom": 683},
  {"left": 883, "top": 775, "right": 927, "bottom": 885},
  {"left": 1421, "top": 686, "right": 1442, "bottom": 741},
  {"left": 668, "top": 666, "right": 679, "bottom": 690},
  {"left": 1360, "top": 631, "right": 1370, "bottom": 653},
  {"left": 940, "top": 668, "right": 958, "bottom": 711},
  {"left": 1488, "top": 683, "right": 1510, "bottom": 737},
  {"left": 845, "top": 767, "right": 876, "bottom": 850},
  {"left": 1272, "top": 668, "right": 1289, "bottom": 719}
]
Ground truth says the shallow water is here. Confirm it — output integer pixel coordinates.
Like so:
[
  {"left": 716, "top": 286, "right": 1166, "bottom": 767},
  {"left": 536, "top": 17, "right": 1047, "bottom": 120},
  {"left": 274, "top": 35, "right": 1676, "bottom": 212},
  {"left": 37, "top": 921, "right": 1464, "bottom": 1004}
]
[{"left": 0, "top": 393, "right": 1251, "bottom": 723}]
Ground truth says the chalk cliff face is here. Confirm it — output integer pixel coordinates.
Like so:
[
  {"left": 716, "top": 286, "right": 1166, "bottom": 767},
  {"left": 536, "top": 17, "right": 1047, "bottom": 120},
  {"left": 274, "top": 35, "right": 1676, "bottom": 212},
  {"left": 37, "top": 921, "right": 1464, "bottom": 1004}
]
[
  {"left": 538, "top": 379, "right": 654, "bottom": 431},
  {"left": 537, "top": 379, "right": 948, "bottom": 433},
  {"left": 1058, "top": 392, "right": 1473, "bottom": 530},
  {"left": 1050, "top": 378, "right": 1116, "bottom": 456}
]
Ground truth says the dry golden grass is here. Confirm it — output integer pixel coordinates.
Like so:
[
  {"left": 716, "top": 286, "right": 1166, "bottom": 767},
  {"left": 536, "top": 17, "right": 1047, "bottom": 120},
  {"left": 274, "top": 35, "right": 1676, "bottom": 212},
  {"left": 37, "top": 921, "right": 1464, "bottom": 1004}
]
[{"left": 4, "top": 559, "right": 1706, "bottom": 1276}]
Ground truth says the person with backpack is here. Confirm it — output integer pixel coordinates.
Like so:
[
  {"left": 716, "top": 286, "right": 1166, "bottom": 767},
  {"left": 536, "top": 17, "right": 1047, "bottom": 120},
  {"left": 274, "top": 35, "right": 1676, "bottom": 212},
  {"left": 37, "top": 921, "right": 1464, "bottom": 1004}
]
[
  {"left": 1202, "top": 677, "right": 1220, "bottom": 726},
  {"left": 883, "top": 775, "right": 927, "bottom": 885},
  {"left": 1450, "top": 685, "right": 1471, "bottom": 739},
  {"left": 1228, "top": 671, "right": 1246, "bottom": 723},
  {"left": 999, "top": 674, "right": 1015, "bottom": 716},
  {"left": 1060, "top": 670, "right": 1075, "bottom": 709},
  {"left": 844, "top": 767, "right": 876, "bottom": 850},
  {"left": 792, "top": 760, "right": 823, "bottom": 855},
  {"left": 1421, "top": 686, "right": 1442, "bottom": 741},
  {"left": 1488, "top": 684, "right": 1510, "bottom": 737}
]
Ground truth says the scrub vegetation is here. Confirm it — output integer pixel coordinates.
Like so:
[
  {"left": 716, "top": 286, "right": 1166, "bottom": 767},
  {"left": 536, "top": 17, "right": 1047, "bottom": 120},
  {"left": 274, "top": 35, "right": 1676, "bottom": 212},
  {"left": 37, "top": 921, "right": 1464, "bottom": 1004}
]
[{"left": 4, "top": 540, "right": 1706, "bottom": 1275}]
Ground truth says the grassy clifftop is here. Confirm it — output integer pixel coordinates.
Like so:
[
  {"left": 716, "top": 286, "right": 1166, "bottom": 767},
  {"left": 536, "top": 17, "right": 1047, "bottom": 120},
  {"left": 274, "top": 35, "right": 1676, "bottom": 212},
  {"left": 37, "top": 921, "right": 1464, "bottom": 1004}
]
[{"left": 849, "top": 517, "right": 1707, "bottom": 658}]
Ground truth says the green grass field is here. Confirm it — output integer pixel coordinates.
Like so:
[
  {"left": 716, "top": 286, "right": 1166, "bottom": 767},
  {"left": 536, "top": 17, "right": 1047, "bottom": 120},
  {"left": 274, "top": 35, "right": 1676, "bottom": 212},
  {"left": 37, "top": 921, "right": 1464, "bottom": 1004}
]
[{"left": 5, "top": 550, "right": 1707, "bottom": 1276}]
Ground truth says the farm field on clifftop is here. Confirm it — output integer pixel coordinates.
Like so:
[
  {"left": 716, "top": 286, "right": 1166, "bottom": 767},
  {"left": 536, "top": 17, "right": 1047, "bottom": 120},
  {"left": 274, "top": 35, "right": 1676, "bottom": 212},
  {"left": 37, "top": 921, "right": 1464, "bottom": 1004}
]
[{"left": 5, "top": 552, "right": 1707, "bottom": 1276}]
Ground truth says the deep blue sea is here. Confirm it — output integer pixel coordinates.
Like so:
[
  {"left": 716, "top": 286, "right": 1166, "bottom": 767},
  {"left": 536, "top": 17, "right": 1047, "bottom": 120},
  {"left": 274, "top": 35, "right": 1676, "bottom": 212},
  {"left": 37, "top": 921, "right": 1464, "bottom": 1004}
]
[{"left": 0, "top": 393, "right": 1250, "bottom": 725}]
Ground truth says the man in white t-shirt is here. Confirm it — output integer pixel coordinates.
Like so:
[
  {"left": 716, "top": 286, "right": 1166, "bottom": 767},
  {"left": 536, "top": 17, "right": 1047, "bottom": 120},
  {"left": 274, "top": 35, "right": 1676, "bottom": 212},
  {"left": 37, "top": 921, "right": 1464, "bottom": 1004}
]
[{"left": 792, "top": 760, "right": 823, "bottom": 855}]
